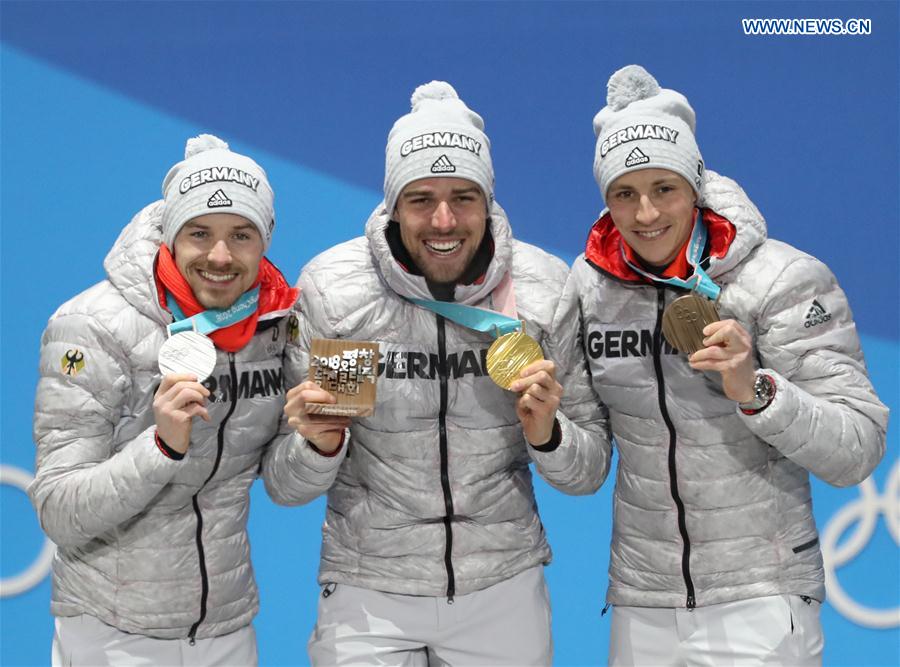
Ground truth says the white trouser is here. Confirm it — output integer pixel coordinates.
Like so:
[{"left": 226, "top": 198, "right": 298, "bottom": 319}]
[
  {"left": 52, "top": 614, "right": 258, "bottom": 667},
  {"left": 609, "top": 594, "right": 824, "bottom": 666},
  {"left": 308, "top": 565, "right": 552, "bottom": 666}
]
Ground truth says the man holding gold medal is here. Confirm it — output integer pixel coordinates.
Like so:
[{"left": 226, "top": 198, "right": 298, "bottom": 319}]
[
  {"left": 557, "top": 65, "right": 888, "bottom": 664},
  {"left": 29, "top": 135, "right": 308, "bottom": 665},
  {"left": 265, "top": 81, "right": 608, "bottom": 665}
]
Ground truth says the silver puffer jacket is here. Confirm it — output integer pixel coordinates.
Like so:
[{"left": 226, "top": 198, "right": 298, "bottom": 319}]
[
  {"left": 556, "top": 171, "right": 888, "bottom": 608},
  {"left": 264, "top": 201, "right": 609, "bottom": 598},
  {"left": 28, "top": 201, "right": 324, "bottom": 639}
]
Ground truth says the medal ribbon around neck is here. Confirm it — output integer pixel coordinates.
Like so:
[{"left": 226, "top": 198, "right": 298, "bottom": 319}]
[
  {"left": 166, "top": 286, "right": 261, "bottom": 337},
  {"left": 407, "top": 299, "right": 522, "bottom": 337},
  {"left": 408, "top": 271, "right": 521, "bottom": 337},
  {"left": 621, "top": 210, "right": 721, "bottom": 301},
  {"left": 159, "top": 286, "right": 261, "bottom": 380},
  {"left": 408, "top": 273, "right": 543, "bottom": 390}
]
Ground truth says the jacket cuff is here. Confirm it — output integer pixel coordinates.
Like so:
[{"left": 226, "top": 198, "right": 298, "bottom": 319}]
[
  {"left": 290, "top": 430, "right": 349, "bottom": 473},
  {"left": 308, "top": 430, "right": 346, "bottom": 458},
  {"left": 527, "top": 413, "right": 579, "bottom": 472},
  {"left": 155, "top": 430, "right": 185, "bottom": 461},
  {"left": 737, "top": 369, "right": 798, "bottom": 452},
  {"left": 529, "top": 419, "right": 562, "bottom": 452}
]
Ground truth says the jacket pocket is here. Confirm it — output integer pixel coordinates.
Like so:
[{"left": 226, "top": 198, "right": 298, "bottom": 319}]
[{"left": 792, "top": 537, "right": 819, "bottom": 554}]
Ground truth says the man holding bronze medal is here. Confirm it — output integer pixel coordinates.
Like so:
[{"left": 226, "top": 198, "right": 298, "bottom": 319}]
[
  {"left": 557, "top": 65, "right": 888, "bottom": 665},
  {"left": 29, "top": 135, "right": 305, "bottom": 665},
  {"left": 265, "top": 81, "right": 608, "bottom": 665}
]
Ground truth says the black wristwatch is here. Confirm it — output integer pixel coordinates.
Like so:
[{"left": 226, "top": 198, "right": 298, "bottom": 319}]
[{"left": 738, "top": 372, "right": 776, "bottom": 414}]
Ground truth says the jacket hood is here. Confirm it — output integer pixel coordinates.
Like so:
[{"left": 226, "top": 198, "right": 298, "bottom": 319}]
[
  {"left": 364, "top": 199, "right": 514, "bottom": 305},
  {"left": 103, "top": 200, "right": 171, "bottom": 325},
  {"left": 584, "top": 170, "right": 767, "bottom": 283},
  {"left": 699, "top": 170, "right": 767, "bottom": 277}
]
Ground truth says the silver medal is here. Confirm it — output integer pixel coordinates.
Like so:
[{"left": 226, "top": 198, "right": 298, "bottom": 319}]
[{"left": 158, "top": 331, "right": 217, "bottom": 380}]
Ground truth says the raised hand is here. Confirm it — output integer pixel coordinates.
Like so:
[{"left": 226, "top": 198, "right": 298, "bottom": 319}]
[
  {"left": 153, "top": 373, "right": 211, "bottom": 454},
  {"left": 284, "top": 381, "right": 351, "bottom": 454},
  {"left": 688, "top": 319, "right": 756, "bottom": 403},
  {"left": 509, "top": 359, "right": 562, "bottom": 446}
]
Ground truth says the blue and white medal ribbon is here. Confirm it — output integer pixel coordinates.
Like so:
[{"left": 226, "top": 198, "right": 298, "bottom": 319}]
[
  {"left": 408, "top": 295, "right": 543, "bottom": 390},
  {"left": 407, "top": 298, "right": 522, "bottom": 338},
  {"left": 158, "top": 286, "right": 260, "bottom": 380},
  {"left": 166, "top": 286, "right": 260, "bottom": 335},
  {"left": 620, "top": 209, "right": 721, "bottom": 302}
]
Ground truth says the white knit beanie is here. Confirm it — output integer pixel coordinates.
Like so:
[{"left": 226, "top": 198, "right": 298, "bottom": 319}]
[
  {"left": 161, "top": 134, "right": 275, "bottom": 250},
  {"left": 593, "top": 65, "right": 704, "bottom": 200},
  {"left": 384, "top": 81, "right": 494, "bottom": 214}
]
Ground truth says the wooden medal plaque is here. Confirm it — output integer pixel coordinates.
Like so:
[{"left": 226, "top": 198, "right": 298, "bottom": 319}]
[{"left": 307, "top": 339, "right": 380, "bottom": 417}]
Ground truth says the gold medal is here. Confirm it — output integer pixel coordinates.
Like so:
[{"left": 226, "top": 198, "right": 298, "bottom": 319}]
[
  {"left": 486, "top": 327, "right": 544, "bottom": 390},
  {"left": 661, "top": 294, "right": 720, "bottom": 354}
]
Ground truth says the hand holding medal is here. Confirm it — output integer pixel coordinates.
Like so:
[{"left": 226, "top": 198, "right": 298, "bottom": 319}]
[
  {"left": 409, "top": 275, "right": 545, "bottom": 393},
  {"left": 284, "top": 339, "right": 380, "bottom": 454},
  {"left": 284, "top": 380, "right": 351, "bottom": 454},
  {"left": 408, "top": 289, "right": 562, "bottom": 445},
  {"left": 621, "top": 212, "right": 758, "bottom": 403},
  {"left": 486, "top": 322, "right": 562, "bottom": 445},
  {"left": 687, "top": 318, "right": 757, "bottom": 403},
  {"left": 155, "top": 331, "right": 217, "bottom": 454},
  {"left": 508, "top": 358, "right": 563, "bottom": 446},
  {"left": 155, "top": 286, "right": 260, "bottom": 452},
  {"left": 152, "top": 372, "right": 211, "bottom": 454}
]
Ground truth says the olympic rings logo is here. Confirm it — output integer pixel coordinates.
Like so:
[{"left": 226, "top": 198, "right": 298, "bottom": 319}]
[
  {"left": 0, "top": 465, "right": 56, "bottom": 598},
  {"left": 1, "top": 461, "right": 898, "bottom": 626},
  {"left": 821, "top": 460, "right": 899, "bottom": 628}
]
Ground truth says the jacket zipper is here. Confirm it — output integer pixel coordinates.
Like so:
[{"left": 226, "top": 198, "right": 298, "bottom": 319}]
[
  {"left": 652, "top": 288, "right": 696, "bottom": 610},
  {"left": 436, "top": 315, "right": 456, "bottom": 602},
  {"left": 189, "top": 353, "right": 239, "bottom": 643}
]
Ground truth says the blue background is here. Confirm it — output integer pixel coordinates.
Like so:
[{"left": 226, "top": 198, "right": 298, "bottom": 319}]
[{"left": 1, "top": 1, "right": 897, "bottom": 665}]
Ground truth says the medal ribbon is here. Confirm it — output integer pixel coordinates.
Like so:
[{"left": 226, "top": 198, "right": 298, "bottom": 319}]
[
  {"left": 166, "top": 286, "right": 261, "bottom": 337},
  {"left": 621, "top": 210, "right": 721, "bottom": 301},
  {"left": 408, "top": 273, "right": 521, "bottom": 338}
]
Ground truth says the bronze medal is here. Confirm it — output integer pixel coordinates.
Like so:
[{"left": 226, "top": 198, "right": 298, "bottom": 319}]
[
  {"left": 661, "top": 294, "right": 720, "bottom": 354},
  {"left": 486, "top": 328, "right": 544, "bottom": 390}
]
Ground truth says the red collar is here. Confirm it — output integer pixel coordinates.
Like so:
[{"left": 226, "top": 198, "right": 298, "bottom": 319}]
[
  {"left": 154, "top": 245, "right": 298, "bottom": 352},
  {"left": 585, "top": 208, "right": 736, "bottom": 283}
]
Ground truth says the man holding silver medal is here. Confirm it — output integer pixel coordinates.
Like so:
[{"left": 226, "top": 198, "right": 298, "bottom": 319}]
[
  {"left": 557, "top": 65, "right": 888, "bottom": 665},
  {"left": 29, "top": 135, "right": 306, "bottom": 665},
  {"left": 263, "top": 81, "right": 608, "bottom": 665}
]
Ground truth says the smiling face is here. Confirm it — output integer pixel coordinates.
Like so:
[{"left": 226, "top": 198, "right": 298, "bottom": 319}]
[
  {"left": 606, "top": 168, "right": 697, "bottom": 267},
  {"left": 394, "top": 177, "right": 488, "bottom": 285},
  {"left": 172, "top": 213, "right": 264, "bottom": 309}
]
